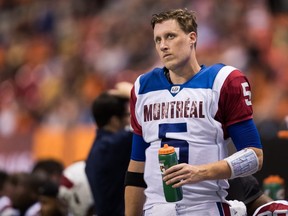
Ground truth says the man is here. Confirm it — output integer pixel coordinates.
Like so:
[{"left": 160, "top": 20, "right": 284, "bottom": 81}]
[
  {"left": 59, "top": 161, "right": 94, "bottom": 216},
  {"left": 85, "top": 82, "right": 133, "bottom": 216},
  {"left": 125, "top": 8, "right": 263, "bottom": 216},
  {"left": 3, "top": 172, "right": 41, "bottom": 216},
  {"left": 227, "top": 176, "right": 288, "bottom": 216},
  {"left": 25, "top": 158, "right": 65, "bottom": 216},
  {"left": 31, "top": 159, "right": 64, "bottom": 186},
  {"left": 252, "top": 200, "right": 288, "bottom": 216},
  {"left": 227, "top": 176, "right": 273, "bottom": 216},
  {"left": 0, "top": 171, "right": 20, "bottom": 216}
]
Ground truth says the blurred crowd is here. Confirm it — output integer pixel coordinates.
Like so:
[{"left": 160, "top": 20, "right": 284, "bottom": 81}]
[
  {"left": 0, "top": 159, "right": 61, "bottom": 215},
  {"left": 0, "top": 0, "right": 287, "bottom": 136},
  {"left": 0, "top": 0, "right": 288, "bottom": 175},
  {"left": 0, "top": 159, "right": 95, "bottom": 216},
  {"left": 0, "top": 0, "right": 288, "bottom": 214}
]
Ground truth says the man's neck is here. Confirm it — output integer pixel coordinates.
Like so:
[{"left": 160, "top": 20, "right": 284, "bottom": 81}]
[{"left": 167, "top": 64, "right": 201, "bottom": 84}]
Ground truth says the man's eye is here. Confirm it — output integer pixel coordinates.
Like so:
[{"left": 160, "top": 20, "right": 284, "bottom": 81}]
[
  {"left": 167, "top": 34, "right": 175, "bottom": 39},
  {"left": 155, "top": 38, "right": 161, "bottom": 44}
]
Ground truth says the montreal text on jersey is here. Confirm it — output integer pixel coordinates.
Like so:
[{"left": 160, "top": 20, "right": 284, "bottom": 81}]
[{"left": 143, "top": 100, "right": 205, "bottom": 122}]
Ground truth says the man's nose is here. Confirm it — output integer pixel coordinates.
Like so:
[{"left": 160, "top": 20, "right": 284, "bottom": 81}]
[{"left": 159, "top": 40, "right": 168, "bottom": 51}]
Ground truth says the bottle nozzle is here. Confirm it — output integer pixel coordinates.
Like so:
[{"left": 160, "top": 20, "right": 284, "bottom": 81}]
[{"left": 159, "top": 144, "right": 175, "bottom": 154}]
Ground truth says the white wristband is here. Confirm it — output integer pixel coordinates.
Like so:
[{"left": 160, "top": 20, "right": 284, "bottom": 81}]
[{"left": 224, "top": 148, "right": 259, "bottom": 179}]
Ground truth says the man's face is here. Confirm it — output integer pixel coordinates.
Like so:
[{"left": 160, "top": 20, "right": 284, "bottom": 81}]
[
  {"left": 153, "top": 19, "right": 196, "bottom": 71},
  {"left": 40, "top": 196, "right": 67, "bottom": 216},
  {"left": 121, "top": 103, "right": 130, "bottom": 129}
]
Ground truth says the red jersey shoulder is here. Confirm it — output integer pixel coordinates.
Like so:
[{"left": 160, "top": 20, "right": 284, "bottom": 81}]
[
  {"left": 223, "top": 69, "right": 252, "bottom": 106},
  {"left": 223, "top": 69, "right": 250, "bottom": 93},
  {"left": 130, "top": 85, "right": 142, "bottom": 136},
  {"left": 216, "top": 69, "right": 253, "bottom": 128}
]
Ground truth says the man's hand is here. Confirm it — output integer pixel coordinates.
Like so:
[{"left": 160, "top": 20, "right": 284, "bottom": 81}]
[
  {"left": 163, "top": 163, "right": 204, "bottom": 188},
  {"left": 163, "top": 160, "right": 232, "bottom": 188}
]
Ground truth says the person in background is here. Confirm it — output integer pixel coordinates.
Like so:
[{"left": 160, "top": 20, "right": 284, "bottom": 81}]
[
  {"left": 37, "top": 179, "right": 67, "bottom": 216},
  {"left": 227, "top": 175, "right": 288, "bottom": 215},
  {"left": 59, "top": 160, "right": 94, "bottom": 216},
  {"left": 3, "top": 172, "right": 40, "bottom": 216},
  {"left": 31, "top": 159, "right": 64, "bottom": 185},
  {"left": 85, "top": 82, "right": 133, "bottom": 216},
  {"left": 0, "top": 170, "right": 20, "bottom": 216},
  {"left": 25, "top": 158, "right": 65, "bottom": 215},
  {"left": 227, "top": 176, "right": 273, "bottom": 216},
  {"left": 125, "top": 8, "right": 263, "bottom": 216},
  {"left": 252, "top": 200, "right": 288, "bottom": 215}
]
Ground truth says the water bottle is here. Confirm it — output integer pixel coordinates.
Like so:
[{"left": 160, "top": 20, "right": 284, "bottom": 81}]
[
  {"left": 158, "top": 144, "right": 183, "bottom": 202},
  {"left": 263, "top": 175, "right": 285, "bottom": 200}
]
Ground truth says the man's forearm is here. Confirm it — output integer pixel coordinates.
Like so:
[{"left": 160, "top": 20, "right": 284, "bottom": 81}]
[
  {"left": 199, "top": 148, "right": 262, "bottom": 181},
  {"left": 125, "top": 186, "right": 146, "bottom": 216}
]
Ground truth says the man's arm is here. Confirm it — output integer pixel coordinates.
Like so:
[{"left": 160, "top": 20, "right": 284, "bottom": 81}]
[
  {"left": 125, "top": 160, "right": 146, "bottom": 216},
  {"left": 226, "top": 175, "right": 273, "bottom": 216},
  {"left": 247, "top": 194, "right": 273, "bottom": 216},
  {"left": 163, "top": 147, "right": 263, "bottom": 187}
]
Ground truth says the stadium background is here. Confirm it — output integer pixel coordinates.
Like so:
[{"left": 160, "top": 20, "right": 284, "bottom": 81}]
[{"left": 0, "top": 0, "right": 288, "bottom": 195}]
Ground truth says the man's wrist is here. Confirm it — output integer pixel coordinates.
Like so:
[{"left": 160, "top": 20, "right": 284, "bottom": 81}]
[{"left": 224, "top": 148, "right": 259, "bottom": 179}]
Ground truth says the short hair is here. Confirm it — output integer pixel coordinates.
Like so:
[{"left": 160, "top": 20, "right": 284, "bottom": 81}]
[
  {"left": 32, "top": 159, "right": 64, "bottom": 176},
  {"left": 151, "top": 8, "right": 198, "bottom": 35},
  {"left": 7, "top": 172, "right": 42, "bottom": 194},
  {"left": 91, "top": 92, "right": 129, "bottom": 128},
  {"left": 0, "top": 170, "right": 8, "bottom": 191}
]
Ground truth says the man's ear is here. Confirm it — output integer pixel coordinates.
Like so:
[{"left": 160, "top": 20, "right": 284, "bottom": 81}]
[{"left": 189, "top": 31, "right": 197, "bottom": 47}]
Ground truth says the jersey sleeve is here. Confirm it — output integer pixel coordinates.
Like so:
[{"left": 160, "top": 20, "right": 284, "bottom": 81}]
[
  {"left": 130, "top": 81, "right": 150, "bottom": 161},
  {"left": 215, "top": 70, "right": 253, "bottom": 137},
  {"left": 131, "top": 133, "right": 149, "bottom": 161},
  {"left": 130, "top": 85, "right": 142, "bottom": 136}
]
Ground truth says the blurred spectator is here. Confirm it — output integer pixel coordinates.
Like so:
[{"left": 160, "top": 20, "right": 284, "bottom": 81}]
[
  {"left": 59, "top": 160, "right": 94, "bottom": 216},
  {"left": 0, "top": 0, "right": 287, "bottom": 192},
  {"left": 0, "top": 170, "right": 8, "bottom": 197},
  {"left": 252, "top": 200, "right": 288, "bottom": 216},
  {"left": 0, "top": 170, "right": 20, "bottom": 215},
  {"left": 0, "top": 0, "right": 286, "bottom": 131},
  {"left": 31, "top": 158, "right": 64, "bottom": 185},
  {"left": 227, "top": 175, "right": 273, "bottom": 216},
  {"left": 2, "top": 172, "right": 40, "bottom": 216},
  {"left": 25, "top": 159, "right": 65, "bottom": 215},
  {"left": 37, "top": 180, "right": 67, "bottom": 216},
  {"left": 85, "top": 82, "right": 133, "bottom": 216}
]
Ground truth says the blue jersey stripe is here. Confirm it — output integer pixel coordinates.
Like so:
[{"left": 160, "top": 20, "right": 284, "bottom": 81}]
[{"left": 131, "top": 133, "right": 149, "bottom": 161}]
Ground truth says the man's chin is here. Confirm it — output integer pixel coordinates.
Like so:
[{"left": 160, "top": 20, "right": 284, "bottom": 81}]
[{"left": 163, "top": 62, "right": 175, "bottom": 71}]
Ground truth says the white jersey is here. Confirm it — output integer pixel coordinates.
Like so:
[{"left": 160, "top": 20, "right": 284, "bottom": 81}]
[{"left": 130, "top": 64, "right": 253, "bottom": 210}]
